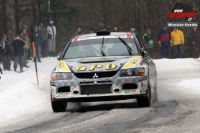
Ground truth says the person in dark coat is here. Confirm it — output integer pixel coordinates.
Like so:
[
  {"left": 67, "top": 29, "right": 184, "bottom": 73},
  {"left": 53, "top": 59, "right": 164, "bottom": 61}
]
[
  {"left": 130, "top": 27, "right": 140, "bottom": 39},
  {"left": 89, "top": 28, "right": 94, "bottom": 34},
  {"left": 158, "top": 25, "right": 171, "bottom": 58},
  {"left": 74, "top": 26, "right": 84, "bottom": 36},
  {"left": 31, "top": 26, "right": 42, "bottom": 62},
  {"left": 0, "top": 35, "right": 12, "bottom": 71},
  {"left": 11, "top": 35, "right": 26, "bottom": 72},
  {"left": 112, "top": 25, "right": 118, "bottom": 32},
  {"left": 191, "top": 27, "right": 200, "bottom": 58},
  {"left": 39, "top": 22, "right": 47, "bottom": 57}
]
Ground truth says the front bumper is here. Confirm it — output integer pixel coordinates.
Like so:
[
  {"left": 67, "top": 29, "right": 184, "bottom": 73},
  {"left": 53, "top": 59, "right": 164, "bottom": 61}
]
[{"left": 50, "top": 73, "right": 148, "bottom": 102}]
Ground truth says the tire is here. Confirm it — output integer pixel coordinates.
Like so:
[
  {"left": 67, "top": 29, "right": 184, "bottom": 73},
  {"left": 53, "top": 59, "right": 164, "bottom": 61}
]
[
  {"left": 51, "top": 101, "right": 67, "bottom": 113},
  {"left": 137, "top": 86, "right": 151, "bottom": 107}
]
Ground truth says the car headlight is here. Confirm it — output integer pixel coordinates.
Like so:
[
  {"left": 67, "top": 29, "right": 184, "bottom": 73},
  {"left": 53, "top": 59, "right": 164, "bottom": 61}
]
[
  {"left": 120, "top": 68, "right": 145, "bottom": 76},
  {"left": 51, "top": 72, "right": 72, "bottom": 80}
]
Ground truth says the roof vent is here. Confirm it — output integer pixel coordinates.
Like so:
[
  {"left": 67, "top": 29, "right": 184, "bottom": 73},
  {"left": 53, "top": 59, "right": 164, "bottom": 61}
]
[{"left": 96, "top": 30, "right": 110, "bottom": 36}]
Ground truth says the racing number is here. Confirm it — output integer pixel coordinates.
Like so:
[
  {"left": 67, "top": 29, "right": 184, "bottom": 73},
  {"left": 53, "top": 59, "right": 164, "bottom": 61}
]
[
  {"left": 58, "top": 63, "right": 64, "bottom": 68},
  {"left": 89, "top": 64, "right": 103, "bottom": 71}
]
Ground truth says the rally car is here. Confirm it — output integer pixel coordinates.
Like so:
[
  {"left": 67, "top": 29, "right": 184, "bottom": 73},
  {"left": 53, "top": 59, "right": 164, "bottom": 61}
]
[{"left": 50, "top": 30, "right": 157, "bottom": 112}]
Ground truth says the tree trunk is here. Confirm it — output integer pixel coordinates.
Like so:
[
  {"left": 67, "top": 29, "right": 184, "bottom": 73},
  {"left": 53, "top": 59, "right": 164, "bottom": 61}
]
[
  {"left": 14, "top": 0, "right": 20, "bottom": 34},
  {"left": 38, "top": 0, "right": 41, "bottom": 22},
  {"left": 32, "top": 0, "right": 37, "bottom": 25},
  {"left": 102, "top": 0, "right": 109, "bottom": 30},
  {"left": 2, "top": 0, "right": 7, "bottom": 35},
  {"left": 47, "top": 0, "right": 51, "bottom": 19}
]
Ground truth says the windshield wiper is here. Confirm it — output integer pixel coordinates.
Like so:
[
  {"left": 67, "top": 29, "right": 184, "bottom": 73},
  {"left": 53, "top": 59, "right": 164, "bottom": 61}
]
[
  {"left": 119, "top": 37, "right": 132, "bottom": 55},
  {"left": 100, "top": 37, "right": 106, "bottom": 56}
]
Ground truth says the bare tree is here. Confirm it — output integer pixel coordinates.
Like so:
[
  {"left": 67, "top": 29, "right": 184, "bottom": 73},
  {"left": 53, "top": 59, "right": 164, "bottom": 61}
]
[
  {"left": 102, "top": 0, "right": 109, "bottom": 30},
  {"left": 14, "top": 0, "right": 20, "bottom": 34},
  {"left": 32, "top": 0, "right": 37, "bottom": 25}
]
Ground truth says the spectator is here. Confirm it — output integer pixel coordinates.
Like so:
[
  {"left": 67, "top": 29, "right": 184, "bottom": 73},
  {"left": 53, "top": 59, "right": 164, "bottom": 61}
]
[
  {"left": 190, "top": 27, "right": 200, "bottom": 58},
  {"left": 158, "top": 25, "right": 171, "bottom": 58},
  {"left": 143, "top": 29, "right": 154, "bottom": 57},
  {"left": 20, "top": 29, "right": 30, "bottom": 67},
  {"left": 74, "top": 26, "right": 83, "bottom": 36},
  {"left": 31, "top": 26, "right": 42, "bottom": 62},
  {"left": 112, "top": 25, "right": 118, "bottom": 32},
  {"left": 89, "top": 28, "right": 94, "bottom": 34},
  {"left": 47, "top": 20, "right": 57, "bottom": 57},
  {"left": 0, "top": 35, "right": 12, "bottom": 71},
  {"left": 11, "top": 35, "right": 26, "bottom": 73},
  {"left": 130, "top": 27, "right": 140, "bottom": 39},
  {"left": 0, "top": 65, "right": 2, "bottom": 79},
  {"left": 39, "top": 22, "right": 47, "bottom": 57},
  {"left": 23, "top": 24, "right": 31, "bottom": 60},
  {"left": 23, "top": 24, "right": 31, "bottom": 38},
  {"left": 171, "top": 27, "right": 185, "bottom": 58}
]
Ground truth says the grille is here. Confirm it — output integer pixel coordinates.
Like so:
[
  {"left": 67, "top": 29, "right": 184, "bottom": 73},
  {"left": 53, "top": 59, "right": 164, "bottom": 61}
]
[
  {"left": 74, "top": 71, "right": 118, "bottom": 79},
  {"left": 81, "top": 84, "right": 112, "bottom": 95}
]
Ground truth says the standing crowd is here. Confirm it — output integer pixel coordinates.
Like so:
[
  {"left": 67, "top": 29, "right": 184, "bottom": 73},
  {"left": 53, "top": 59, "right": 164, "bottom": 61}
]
[
  {"left": 0, "top": 19, "right": 57, "bottom": 73},
  {"left": 1, "top": 23, "right": 200, "bottom": 73},
  {"left": 144, "top": 25, "right": 199, "bottom": 59},
  {"left": 74, "top": 25, "right": 200, "bottom": 59}
]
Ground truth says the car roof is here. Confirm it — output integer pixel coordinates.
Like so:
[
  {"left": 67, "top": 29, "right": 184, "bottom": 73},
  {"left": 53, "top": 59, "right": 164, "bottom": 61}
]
[{"left": 72, "top": 32, "right": 136, "bottom": 42}]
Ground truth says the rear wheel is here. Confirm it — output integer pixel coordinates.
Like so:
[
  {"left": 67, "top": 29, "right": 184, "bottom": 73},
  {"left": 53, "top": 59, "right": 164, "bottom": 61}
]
[
  {"left": 137, "top": 86, "right": 151, "bottom": 107},
  {"left": 51, "top": 101, "right": 67, "bottom": 113}
]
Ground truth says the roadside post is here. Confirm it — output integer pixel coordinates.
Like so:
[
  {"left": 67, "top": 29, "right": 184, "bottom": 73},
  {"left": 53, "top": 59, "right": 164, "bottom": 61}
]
[{"left": 31, "top": 27, "right": 39, "bottom": 85}]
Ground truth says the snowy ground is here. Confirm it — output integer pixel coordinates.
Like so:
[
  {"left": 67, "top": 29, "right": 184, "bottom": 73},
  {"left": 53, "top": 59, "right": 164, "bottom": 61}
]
[
  {"left": 1, "top": 57, "right": 200, "bottom": 133},
  {"left": 0, "top": 57, "right": 57, "bottom": 126}
]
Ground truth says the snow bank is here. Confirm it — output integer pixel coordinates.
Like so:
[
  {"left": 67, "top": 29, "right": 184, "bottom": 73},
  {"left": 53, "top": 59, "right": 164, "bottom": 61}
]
[
  {"left": 153, "top": 58, "right": 200, "bottom": 72},
  {"left": 0, "top": 57, "right": 57, "bottom": 125}
]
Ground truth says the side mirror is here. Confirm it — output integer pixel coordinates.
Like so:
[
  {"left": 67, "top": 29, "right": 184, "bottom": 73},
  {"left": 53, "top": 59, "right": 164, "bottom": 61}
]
[
  {"left": 140, "top": 48, "right": 148, "bottom": 57},
  {"left": 57, "top": 52, "right": 64, "bottom": 60}
]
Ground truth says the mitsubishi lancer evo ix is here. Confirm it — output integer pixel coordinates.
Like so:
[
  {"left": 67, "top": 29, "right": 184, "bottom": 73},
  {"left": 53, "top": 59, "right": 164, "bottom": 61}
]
[{"left": 50, "top": 30, "right": 157, "bottom": 112}]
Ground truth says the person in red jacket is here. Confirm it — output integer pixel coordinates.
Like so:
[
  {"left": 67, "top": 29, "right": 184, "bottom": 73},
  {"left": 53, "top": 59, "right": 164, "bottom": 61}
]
[{"left": 158, "top": 25, "right": 171, "bottom": 58}]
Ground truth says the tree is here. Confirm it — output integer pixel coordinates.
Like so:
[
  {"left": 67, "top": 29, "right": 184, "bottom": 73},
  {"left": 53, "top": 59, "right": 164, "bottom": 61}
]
[
  {"left": 32, "top": 0, "right": 37, "bottom": 25},
  {"left": 2, "top": 0, "right": 7, "bottom": 34},
  {"left": 14, "top": 0, "right": 20, "bottom": 34},
  {"left": 102, "top": 0, "right": 109, "bottom": 30}
]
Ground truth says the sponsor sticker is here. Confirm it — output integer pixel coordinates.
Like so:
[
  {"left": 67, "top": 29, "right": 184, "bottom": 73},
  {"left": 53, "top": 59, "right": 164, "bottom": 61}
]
[
  {"left": 123, "top": 56, "right": 142, "bottom": 68},
  {"left": 125, "top": 89, "right": 136, "bottom": 93},
  {"left": 80, "top": 58, "right": 115, "bottom": 62},
  {"left": 56, "top": 92, "right": 69, "bottom": 97},
  {"left": 75, "top": 63, "right": 117, "bottom": 71},
  {"left": 58, "top": 60, "right": 70, "bottom": 71}
]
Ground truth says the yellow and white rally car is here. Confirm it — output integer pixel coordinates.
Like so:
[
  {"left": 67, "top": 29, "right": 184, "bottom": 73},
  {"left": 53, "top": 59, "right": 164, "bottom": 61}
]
[{"left": 50, "top": 30, "right": 157, "bottom": 112}]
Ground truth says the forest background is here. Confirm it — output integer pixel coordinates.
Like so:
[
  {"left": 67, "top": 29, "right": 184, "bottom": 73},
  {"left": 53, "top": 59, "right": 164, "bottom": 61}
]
[{"left": 0, "top": 0, "right": 199, "bottom": 58}]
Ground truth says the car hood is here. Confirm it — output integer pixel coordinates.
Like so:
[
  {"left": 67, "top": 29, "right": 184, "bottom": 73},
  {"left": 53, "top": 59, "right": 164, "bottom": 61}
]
[{"left": 56, "top": 56, "right": 143, "bottom": 73}]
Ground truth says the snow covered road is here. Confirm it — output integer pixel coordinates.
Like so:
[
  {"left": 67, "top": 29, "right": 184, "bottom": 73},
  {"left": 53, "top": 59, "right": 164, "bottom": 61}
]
[{"left": 1, "top": 58, "right": 200, "bottom": 133}]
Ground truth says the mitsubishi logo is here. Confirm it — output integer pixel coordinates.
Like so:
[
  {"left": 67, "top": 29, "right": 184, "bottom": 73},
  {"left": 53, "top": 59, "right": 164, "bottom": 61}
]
[{"left": 93, "top": 73, "right": 98, "bottom": 78}]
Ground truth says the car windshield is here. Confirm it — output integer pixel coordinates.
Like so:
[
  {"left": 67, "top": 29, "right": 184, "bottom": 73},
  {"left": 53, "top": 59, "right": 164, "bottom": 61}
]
[{"left": 64, "top": 38, "right": 139, "bottom": 59}]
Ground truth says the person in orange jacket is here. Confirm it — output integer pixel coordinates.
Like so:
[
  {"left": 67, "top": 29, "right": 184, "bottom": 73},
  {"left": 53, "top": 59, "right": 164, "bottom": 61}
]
[{"left": 170, "top": 27, "right": 185, "bottom": 58}]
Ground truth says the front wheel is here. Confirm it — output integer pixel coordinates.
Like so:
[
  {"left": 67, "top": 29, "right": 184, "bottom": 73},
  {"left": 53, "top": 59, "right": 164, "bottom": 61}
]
[
  {"left": 137, "top": 86, "right": 151, "bottom": 107},
  {"left": 51, "top": 101, "right": 67, "bottom": 113}
]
